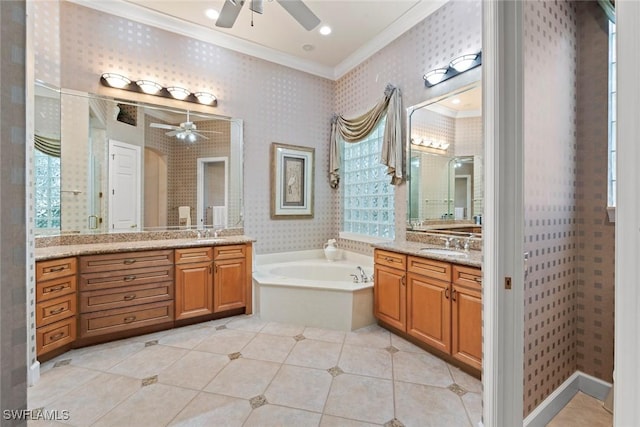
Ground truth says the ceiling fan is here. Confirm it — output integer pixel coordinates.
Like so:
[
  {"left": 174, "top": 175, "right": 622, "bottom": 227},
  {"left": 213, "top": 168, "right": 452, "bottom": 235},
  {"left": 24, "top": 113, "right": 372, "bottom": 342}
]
[
  {"left": 149, "top": 111, "right": 221, "bottom": 142},
  {"left": 216, "top": 0, "right": 321, "bottom": 31}
]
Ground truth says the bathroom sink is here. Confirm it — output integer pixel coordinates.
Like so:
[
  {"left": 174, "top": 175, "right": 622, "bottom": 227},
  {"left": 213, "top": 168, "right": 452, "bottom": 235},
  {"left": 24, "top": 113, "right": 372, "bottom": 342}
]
[
  {"left": 419, "top": 248, "right": 467, "bottom": 257},
  {"left": 196, "top": 238, "right": 227, "bottom": 244}
]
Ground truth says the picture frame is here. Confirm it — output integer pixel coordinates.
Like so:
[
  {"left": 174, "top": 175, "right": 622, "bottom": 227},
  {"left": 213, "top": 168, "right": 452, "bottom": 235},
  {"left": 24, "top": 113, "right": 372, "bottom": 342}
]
[{"left": 270, "top": 143, "right": 315, "bottom": 219}]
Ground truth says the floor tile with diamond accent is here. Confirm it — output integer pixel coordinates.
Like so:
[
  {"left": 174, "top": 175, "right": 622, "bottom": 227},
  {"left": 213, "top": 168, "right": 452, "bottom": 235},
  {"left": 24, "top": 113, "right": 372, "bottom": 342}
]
[
  {"left": 158, "top": 350, "right": 229, "bottom": 390},
  {"left": 285, "top": 339, "right": 342, "bottom": 369},
  {"left": 240, "top": 333, "right": 296, "bottom": 363},
  {"left": 339, "top": 344, "right": 393, "bottom": 379},
  {"left": 193, "top": 329, "right": 256, "bottom": 355},
  {"left": 319, "top": 415, "right": 381, "bottom": 427},
  {"left": 344, "top": 324, "right": 391, "bottom": 349},
  {"left": 303, "top": 327, "right": 346, "bottom": 344},
  {"left": 225, "top": 316, "right": 268, "bottom": 332},
  {"left": 168, "top": 392, "right": 252, "bottom": 427},
  {"left": 28, "top": 365, "right": 102, "bottom": 409},
  {"left": 394, "top": 381, "right": 471, "bottom": 427},
  {"left": 265, "top": 365, "right": 333, "bottom": 412},
  {"left": 324, "top": 374, "right": 394, "bottom": 424},
  {"left": 393, "top": 351, "right": 454, "bottom": 387},
  {"left": 261, "top": 321, "right": 305, "bottom": 337},
  {"left": 69, "top": 341, "right": 145, "bottom": 371},
  {"left": 107, "top": 344, "right": 188, "bottom": 379},
  {"left": 448, "top": 365, "right": 482, "bottom": 393},
  {"left": 203, "top": 358, "right": 280, "bottom": 399},
  {"left": 243, "top": 404, "right": 322, "bottom": 427},
  {"left": 158, "top": 325, "right": 215, "bottom": 349},
  {"left": 462, "top": 392, "right": 482, "bottom": 427}
]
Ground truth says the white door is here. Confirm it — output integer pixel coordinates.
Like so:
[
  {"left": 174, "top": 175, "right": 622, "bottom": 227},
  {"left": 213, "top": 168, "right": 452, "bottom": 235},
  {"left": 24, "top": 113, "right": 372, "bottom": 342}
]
[{"left": 108, "top": 140, "right": 141, "bottom": 231}]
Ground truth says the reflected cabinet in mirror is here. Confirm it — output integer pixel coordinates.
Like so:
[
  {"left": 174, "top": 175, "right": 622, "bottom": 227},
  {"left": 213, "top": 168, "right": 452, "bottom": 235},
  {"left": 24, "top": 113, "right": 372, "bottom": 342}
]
[
  {"left": 407, "top": 82, "right": 483, "bottom": 234},
  {"left": 34, "top": 83, "right": 243, "bottom": 236}
]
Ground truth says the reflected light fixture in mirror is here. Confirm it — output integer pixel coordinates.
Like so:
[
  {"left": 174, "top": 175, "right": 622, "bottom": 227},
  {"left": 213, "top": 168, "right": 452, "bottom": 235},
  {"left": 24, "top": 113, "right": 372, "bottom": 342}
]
[
  {"left": 194, "top": 92, "right": 216, "bottom": 105},
  {"left": 101, "top": 73, "right": 130, "bottom": 89},
  {"left": 167, "top": 86, "right": 191, "bottom": 100},
  {"left": 136, "top": 80, "right": 163, "bottom": 95}
]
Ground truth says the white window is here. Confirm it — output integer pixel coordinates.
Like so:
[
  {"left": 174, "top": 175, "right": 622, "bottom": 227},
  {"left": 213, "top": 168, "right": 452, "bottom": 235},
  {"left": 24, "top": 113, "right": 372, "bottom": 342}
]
[
  {"left": 341, "top": 119, "right": 395, "bottom": 240},
  {"left": 34, "top": 150, "right": 61, "bottom": 230},
  {"left": 607, "top": 21, "right": 616, "bottom": 219}
]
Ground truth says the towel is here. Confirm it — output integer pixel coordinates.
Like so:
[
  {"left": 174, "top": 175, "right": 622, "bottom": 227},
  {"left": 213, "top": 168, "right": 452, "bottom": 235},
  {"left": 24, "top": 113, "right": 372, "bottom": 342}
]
[
  {"left": 454, "top": 207, "right": 465, "bottom": 219},
  {"left": 211, "top": 206, "right": 227, "bottom": 228},
  {"left": 178, "top": 206, "right": 191, "bottom": 227}
]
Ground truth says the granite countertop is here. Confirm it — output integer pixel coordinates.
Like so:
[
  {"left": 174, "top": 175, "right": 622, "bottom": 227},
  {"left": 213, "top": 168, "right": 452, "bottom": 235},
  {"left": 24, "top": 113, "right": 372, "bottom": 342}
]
[
  {"left": 372, "top": 241, "right": 482, "bottom": 268},
  {"left": 35, "top": 235, "right": 255, "bottom": 261}
]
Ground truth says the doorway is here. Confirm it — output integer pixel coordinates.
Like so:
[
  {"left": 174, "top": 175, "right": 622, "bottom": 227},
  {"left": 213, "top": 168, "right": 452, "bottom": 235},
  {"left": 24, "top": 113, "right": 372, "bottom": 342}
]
[
  {"left": 108, "top": 140, "right": 141, "bottom": 231},
  {"left": 196, "top": 157, "right": 228, "bottom": 229}
]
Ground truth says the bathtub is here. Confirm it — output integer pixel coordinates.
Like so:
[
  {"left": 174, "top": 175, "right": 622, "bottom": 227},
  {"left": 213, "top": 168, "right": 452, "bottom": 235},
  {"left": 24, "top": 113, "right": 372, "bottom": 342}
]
[{"left": 252, "top": 249, "right": 375, "bottom": 331}]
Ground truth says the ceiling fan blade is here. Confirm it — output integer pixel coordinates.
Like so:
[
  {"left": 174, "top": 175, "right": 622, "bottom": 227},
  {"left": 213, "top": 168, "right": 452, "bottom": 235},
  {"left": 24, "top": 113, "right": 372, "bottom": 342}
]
[
  {"left": 197, "top": 130, "right": 223, "bottom": 134},
  {"left": 165, "top": 130, "right": 179, "bottom": 137},
  {"left": 249, "top": 0, "right": 263, "bottom": 14},
  {"left": 193, "top": 131, "right": 209, "bottom": 140},
  {"left": 150, "top": 123, "right": 177, "bottom": 130},
  {"left": 216, "top": 0, "right": 245, "bottom": 28},
  {"left": 276, "top": 0, "right": 320, "bottom": 31}
]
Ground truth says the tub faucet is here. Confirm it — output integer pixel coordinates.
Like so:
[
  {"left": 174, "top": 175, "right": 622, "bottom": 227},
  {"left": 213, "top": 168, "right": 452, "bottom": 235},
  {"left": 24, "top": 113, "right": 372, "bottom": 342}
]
[
  {"left": 356, "top": 266, "right": 369, "bottom": 283},
  {"left": 350, "top": 274, "right": 360, "bottom": 283}
]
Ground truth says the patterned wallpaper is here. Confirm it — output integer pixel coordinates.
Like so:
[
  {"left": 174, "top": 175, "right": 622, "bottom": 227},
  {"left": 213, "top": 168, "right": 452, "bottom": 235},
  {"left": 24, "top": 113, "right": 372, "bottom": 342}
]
[
  {"left": 575, "top": 3, "right": 615, "bottom": 384},
  {"left": 523, "top": 0, "right": 579, "bottom": 416},
  {"left": 1, "top": 0, "right": 28, "bottom": 417}
]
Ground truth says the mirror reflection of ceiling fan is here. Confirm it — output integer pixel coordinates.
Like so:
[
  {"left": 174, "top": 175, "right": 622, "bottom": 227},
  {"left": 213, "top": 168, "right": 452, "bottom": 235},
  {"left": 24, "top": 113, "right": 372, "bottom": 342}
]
[
  {"left": 149, "top": 111, "right": 222, "bottom": 142},
  {"left": 216, "top": 0, "right": 321, "bottom": 31}
]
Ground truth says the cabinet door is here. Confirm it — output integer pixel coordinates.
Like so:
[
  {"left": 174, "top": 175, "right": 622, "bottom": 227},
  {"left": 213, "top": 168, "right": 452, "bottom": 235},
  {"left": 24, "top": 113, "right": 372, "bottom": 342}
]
[
  {"left": 175, "top": 261, "right": 213, "bottom": 320},
  {"left": 213, "top": 258, "right": 246, "bottom": 313},
  {"left": 451, "top": 284, "right": 482, "bottom": 370},
  {"left": 374, "top": 264, "right": 406, "bottom": 331},
  {"left": 407, "top": 273, "right": 451, "bottom": 354}
]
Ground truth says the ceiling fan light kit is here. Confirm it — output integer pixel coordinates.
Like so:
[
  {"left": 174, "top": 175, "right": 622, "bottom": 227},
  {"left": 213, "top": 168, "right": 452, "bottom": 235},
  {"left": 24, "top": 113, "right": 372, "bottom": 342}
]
[
  {"left": 216, "top": 0, "right": 320, "bottom": 31},
  {"left": 100, "top": 73, "right": 218, "bottom": 107},
  {"left": 149, "top": 110, "right": 222, "bottom": 143}
]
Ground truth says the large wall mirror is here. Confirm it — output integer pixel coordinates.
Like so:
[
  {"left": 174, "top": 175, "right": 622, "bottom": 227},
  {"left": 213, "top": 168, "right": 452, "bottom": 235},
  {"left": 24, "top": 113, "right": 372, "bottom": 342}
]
[
  {"left": 407, "top": 82, "right": 483, "bottom": 233},
  {"left": 34, "top": 82, "right": 243, "bottom": 236}
]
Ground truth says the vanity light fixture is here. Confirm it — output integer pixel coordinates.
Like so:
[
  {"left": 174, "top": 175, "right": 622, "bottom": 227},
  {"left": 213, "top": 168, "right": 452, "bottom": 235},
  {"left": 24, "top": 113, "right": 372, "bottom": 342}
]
[
  {"left": 136, "top": 80, "right": 163, "bottom": 95},
  {"left": 101, "top": 73, "right": 131, "bottom": 89},
  {"left": 411, "top": 137, "right": 449, "bottom": 152},
  {"left": 194, "top": 92, "right": 217, "bottom": 105},
  {"left": 99, "top": 73, "right": 218, "bottom": 107},
  {"left": 423, "top": 51, "right": 482, "bottom": 88}
]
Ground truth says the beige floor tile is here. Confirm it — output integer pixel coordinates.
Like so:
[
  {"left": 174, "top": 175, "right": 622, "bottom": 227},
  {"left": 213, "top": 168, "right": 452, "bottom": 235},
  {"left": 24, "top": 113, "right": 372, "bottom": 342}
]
[
  {"left": 119, "top": 328, "right": 173, "bottom": 343},
  {"left": 320, "top": 415, "right": 381, "bottom": 427},
  {"left": 449, "top": 365, "right": 482, "bottom": 394},
  {"left": 303, "top": 327, "right": 346, "bottom": 344},
  {"left": 394, "top": 381, "right": 471, "bottom": 427},
  {"left": 462, "top": 392, "right": 482, "bottom": 427},
  {"left": 203, "top": 358, "right": 280, "bottom": 399},
  {"left": 193, "top": 329, "right": 256, "bottom": 355},
  {"left": 285, "top": 339, "right": 342, "bottom": 370},
  {"left": 92, "top": 383, "right": 197, "bottom": 427},
  {"left": 339, "top": 344, "right": 392, "bottom": 379},
  {"left": 168, "top": 392, "right": 252, "bottom": 427},
  {"left": 45, "top": 372, "right": 140, "bottom": 427},
  {"left": 265, "top": 365, "right": 333, "bottom": 412},
  {"left": 158, "top": 326, "right": 216, "bottom": 349},
  {"left": 158, "top": 351, "right": 230, "bottom": 390},
  {"left": 225, "top": 315, "right": 268, "bottom": 332},
  {"left": 547, "top": 392, "right": 612, "bottom": 427},
  {"left": 390, "top": 334, "right": 427, "bottom": 354},
  {"left": 324, "top": 374, "right": 394, "bottom": 424},
  {"left": 69, "top": 341, "right": 145, "bottom": 371},
  {"left": 393, "top": 351, "right": 454, "bottom": 387},
  {"left": 107, "top": 344, "right": 188, "bottom": 379},
  {"left": 243, "top": 404, "right": 322, "bottom": 427},
  {"left": 28, "top": 366, "right": 101, "bottom": 409},
  {"left": 261, "top": 321, "right": 305, "bottom": 337},
  {"left": 344, "top": 325, "right": 391, "bottom": 349},
  {"left": 241, "top": 333, "right": 296, "bottom": 363}
]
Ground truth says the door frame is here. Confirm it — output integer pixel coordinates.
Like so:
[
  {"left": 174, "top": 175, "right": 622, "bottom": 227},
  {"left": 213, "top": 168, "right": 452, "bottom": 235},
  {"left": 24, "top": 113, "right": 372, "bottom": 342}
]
[
  {"left": 196, "top": 156, "right": 229, "bottom": 229},
  {"left": 454, "top": 174, "right": 472, "bottom": 219},
  {"left": 108, "top": 139, "right": 142, "bottom": 232}
]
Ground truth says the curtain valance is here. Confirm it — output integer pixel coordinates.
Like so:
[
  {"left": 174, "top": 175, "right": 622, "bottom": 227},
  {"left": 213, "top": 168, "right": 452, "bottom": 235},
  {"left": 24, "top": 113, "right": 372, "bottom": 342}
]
[{"left": 34, "top": 134, "right": 61, "bottom": 158}]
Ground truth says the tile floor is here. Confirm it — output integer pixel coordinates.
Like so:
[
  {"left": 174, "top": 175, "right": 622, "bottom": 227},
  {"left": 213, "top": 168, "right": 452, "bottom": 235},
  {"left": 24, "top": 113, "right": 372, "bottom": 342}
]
[
  {"left": 28, "top": 315, "right": 481, "bottom": 427},
  {"left": 547, "top": 391, "right": 612, "bottom": 427}
]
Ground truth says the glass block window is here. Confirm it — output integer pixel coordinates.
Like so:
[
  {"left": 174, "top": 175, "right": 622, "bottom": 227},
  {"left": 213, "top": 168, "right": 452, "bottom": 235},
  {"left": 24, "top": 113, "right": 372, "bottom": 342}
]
[
  {"left": 608, "top": 21, "right": 616, "bottom": 207},
  {"left": 341, "top": 119, "right": 395, "bottom": 239},
  {"left": 34, "top": 149, "right": 61, "bottom": 230}
]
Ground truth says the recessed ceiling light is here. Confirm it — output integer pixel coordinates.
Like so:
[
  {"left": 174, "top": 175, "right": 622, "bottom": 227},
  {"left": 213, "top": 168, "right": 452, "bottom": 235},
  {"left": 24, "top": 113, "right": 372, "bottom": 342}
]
[
  {"left": 205, "top": 8, "right": 219, "bottom": 20},
  {"left": 302, "top": 44, "right": 314, "bottom": 52},
  {"left": 319, "top": 25, "right": 332, "bottom": 36},
  {"left": 451, "top": 98, "right": 461, "bottom": 104}
]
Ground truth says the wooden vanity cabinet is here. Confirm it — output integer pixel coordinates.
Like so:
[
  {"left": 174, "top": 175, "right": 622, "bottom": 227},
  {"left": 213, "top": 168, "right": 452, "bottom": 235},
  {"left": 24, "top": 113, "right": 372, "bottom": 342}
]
[
  {"left": 175, "top": 247, "right": 214, "bottom": 320},
  {"left": 373, "top": 250, "right": 407, "bottom": 331},
  {"left": 35, "top": 257, "right": 78, "bottom": 356},
  {"left": 451, "top": 265, "right": 482, "bottom": 370},
  {"left": 213, "top": 245, "right": 249, "bottom": 313}
]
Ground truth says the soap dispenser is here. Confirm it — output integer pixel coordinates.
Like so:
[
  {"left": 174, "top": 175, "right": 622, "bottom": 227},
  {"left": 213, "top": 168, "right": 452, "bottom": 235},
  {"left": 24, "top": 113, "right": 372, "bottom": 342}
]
[{"left": 323, "top": 239, "right": 339, "bottom": 262}]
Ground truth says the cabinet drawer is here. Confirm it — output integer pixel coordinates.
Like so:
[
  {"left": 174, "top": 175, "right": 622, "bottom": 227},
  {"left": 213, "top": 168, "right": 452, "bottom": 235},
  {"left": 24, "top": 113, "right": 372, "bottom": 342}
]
[
  {"left": 79, "top": 265, "right": 174, "bottom": 291},
  {"left": 452, "top": 265, "right": 482, "bottom": 291},
  {"left": 36, "top": 257, "right": 77, "bottom": 282},
  {"left": 36, "top": 275, "right": 77, "bottom": 303},
  {"left": 80, "top": 282, "right": 173, "bottom": 313},
  {"left": 80, "top": 250, "right": 173, "bottom": 273},
  {"left": 374, "top": 249, "right": 407, "bottom": 270},
  {"left": 37, "top": 317, "right": 76, "bottom": 356},
  {"left": 213, "top": 244, "right": 246, "bottom": 260},
  {"left": 79, "top": 300, "right": 174, "bottom": 338},
  {"left": 36, "top": 294, "right": 77, "bottom": 327},
  {"left": 175, "top": 247, "right": 213, "bottom": 264},
  {"left": 408, "top": 256, "right": 451, "bottom": 282}
]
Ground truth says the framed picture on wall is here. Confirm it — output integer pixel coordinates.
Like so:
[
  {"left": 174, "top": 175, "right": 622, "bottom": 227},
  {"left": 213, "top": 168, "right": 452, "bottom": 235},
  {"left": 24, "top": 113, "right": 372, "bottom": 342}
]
[{"left": 270, "top": 143, "right": 314, "bottom": 219}]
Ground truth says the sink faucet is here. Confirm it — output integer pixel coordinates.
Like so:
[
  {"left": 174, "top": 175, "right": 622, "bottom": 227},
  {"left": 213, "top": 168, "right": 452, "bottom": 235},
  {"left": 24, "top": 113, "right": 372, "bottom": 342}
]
[{"left": 356, "top": 266, "right": 369, "bottom": 283}]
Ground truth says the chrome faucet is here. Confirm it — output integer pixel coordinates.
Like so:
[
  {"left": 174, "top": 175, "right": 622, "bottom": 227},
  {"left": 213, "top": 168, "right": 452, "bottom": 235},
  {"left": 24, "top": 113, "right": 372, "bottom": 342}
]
[{"left": 356, "top": 266, "right": 369, "bottom": 283}]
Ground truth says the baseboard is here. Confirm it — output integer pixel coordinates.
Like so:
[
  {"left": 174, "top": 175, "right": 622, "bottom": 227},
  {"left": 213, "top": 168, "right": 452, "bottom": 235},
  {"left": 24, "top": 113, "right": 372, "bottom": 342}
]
[
  {"left": 28, "top": 361, "right": 40, "bottom": 386},
  {"left": 523, "top": 371, "right": 612, "bottom": 427}
]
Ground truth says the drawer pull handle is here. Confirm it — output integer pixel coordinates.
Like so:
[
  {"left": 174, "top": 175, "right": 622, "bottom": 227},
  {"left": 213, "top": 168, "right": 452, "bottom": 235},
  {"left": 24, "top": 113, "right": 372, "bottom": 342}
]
[
  {"left": 124, "top": 316, "right": 137, "bottom": 323},
  {"left": 123, "top": 294, "right": 137, "bottom": 301},
  {"left": 123, "top": 275, "right": 137, "bottom": 281},
  {"left": 47, "top": 285, "right": 66, "bottom": 293},
  {"left": 452, "top": 289, "right": 457, "bottom": 302},
  {"left": 445, "top": 288, "right": 450, "bottom": 299},
  {"left": 384, "top": 257, "right": 395, "bottom": 262},
  {"left": 49, "top": 307, "right": 65, "bottom": 315},
  {"left": 49, "top": 332, "right": 65, "bottom": 341},
  {"left": 49, "top": 266, "right": 65, "bottom": 272},
  {"left": 123, "top": 259, "right": 137, "bottom": 265},
  {"left": 401, "top": 275, "right": 406, "bottom": 286}
]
